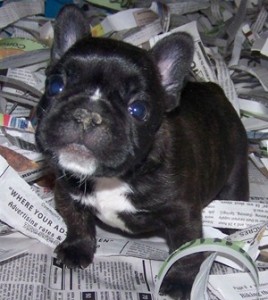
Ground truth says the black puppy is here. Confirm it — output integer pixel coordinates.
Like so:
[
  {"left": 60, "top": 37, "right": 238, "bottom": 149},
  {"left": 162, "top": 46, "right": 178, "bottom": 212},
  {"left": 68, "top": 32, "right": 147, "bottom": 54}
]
[{"left": 36, "top": 5, "right": 249, "bottom": 299}]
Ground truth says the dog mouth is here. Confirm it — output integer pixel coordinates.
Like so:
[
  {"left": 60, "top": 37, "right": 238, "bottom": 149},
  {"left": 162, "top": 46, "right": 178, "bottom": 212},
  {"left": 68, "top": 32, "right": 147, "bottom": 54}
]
[
  {"left": 57, "top": 143, "right": 97, "bottom": 176},
  {"left": 59, "top": 143, "right": 92, "bottom": 156}
]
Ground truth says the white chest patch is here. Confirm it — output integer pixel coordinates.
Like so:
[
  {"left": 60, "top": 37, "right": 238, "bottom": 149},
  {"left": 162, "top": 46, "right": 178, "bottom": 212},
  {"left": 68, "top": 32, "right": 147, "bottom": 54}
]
[
  {"left": 91, "top": 88, "right": 102, "bottom": 102},
  {"left": 72, "top": 177, "right": 137, "bottom": 232}
]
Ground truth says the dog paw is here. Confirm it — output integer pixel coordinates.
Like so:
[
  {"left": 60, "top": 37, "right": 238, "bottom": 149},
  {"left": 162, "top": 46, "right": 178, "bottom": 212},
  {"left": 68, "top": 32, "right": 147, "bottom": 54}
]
[
  {"left": 159, "top": 252, "right": 205, "bottom": 299},
  {"left": 159, "top": 276, "right": 191, "bottom": 300},
  {"left": 55, "top": 236, "right": 96, "bottom": 268},
  {"left": 158, "top": 260, "right": 199, "bottom": 300}
]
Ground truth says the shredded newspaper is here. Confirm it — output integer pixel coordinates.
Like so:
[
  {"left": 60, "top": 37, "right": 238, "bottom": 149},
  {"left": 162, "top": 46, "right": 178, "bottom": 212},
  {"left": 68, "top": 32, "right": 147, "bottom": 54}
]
[{"left": 0, "top": 1, "right": 268, "bottom": 300}]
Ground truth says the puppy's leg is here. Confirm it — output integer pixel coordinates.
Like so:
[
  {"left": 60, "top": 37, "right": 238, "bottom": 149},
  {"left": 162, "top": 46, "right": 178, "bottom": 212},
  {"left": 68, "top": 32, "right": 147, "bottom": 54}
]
[
  {"left": 54, "top": 185, "right": 96, "bottom": 268},
  {"left": 217, "top": 155, "right": 249, "bottom": 201},
  {"left": 215, "top": 154, "right": 249, "bottom": 237},
  {"left": 160, "top": 207, "right": 204, "bottom": 300}
]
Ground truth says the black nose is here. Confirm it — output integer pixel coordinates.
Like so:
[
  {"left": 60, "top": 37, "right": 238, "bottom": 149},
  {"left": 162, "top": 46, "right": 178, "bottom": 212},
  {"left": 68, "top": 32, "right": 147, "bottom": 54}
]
[{"left": 73, "top": 108, "right": 102, "bottom": 130}]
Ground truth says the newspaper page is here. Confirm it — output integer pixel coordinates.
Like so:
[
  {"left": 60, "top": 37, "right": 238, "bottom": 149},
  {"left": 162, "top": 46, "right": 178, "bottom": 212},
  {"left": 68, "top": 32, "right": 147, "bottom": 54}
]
[
  {"left": 209, "top": 270, "right": 268, "bottom": 300},
  {"left": 0, "top": 242, "right": 168, "bottom": 300}
]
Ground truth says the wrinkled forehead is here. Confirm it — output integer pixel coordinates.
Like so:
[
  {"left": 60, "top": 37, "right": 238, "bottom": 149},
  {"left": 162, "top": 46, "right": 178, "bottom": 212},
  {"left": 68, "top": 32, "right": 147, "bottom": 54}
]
[
  {"left": 63, "top": 38, "right": 154, "bottom": 71},
  {"left": 62, "top": 53, "right": 141, "bottom": 78},
  {"left": 51, "top": 42, "right": 158, "bottom": 94}
]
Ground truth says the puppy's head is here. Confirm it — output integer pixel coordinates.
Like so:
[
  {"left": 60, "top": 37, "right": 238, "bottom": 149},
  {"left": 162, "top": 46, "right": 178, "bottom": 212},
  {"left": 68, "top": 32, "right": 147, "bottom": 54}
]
[{"left": 36, "top": 5, "right": 193, "bottom": 178}]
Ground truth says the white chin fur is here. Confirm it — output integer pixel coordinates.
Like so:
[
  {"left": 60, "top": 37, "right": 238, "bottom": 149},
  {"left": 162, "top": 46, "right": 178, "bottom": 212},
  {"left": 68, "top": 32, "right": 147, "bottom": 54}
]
[{"left": 58, "top": 151, "right": 97, "bottom": 176}]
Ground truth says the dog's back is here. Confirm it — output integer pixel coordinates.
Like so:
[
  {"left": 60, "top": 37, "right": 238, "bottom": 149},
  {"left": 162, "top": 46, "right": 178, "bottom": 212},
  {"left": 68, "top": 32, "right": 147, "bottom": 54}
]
[{"left": 169, "top": 81, "right": 249, "bottom": 205}]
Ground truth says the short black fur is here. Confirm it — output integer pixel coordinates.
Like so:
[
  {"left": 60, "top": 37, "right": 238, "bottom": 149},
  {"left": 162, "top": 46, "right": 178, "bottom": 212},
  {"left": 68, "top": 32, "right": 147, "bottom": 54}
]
[{"left": 36, "top": 5, "right": 249, "bottom": 299}]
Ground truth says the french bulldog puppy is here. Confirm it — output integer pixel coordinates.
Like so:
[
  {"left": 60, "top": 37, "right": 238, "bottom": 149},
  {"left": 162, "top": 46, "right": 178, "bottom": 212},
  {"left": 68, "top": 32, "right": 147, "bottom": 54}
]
[{"left": 36, "top": 5, "right": 249, "bottom": 299}]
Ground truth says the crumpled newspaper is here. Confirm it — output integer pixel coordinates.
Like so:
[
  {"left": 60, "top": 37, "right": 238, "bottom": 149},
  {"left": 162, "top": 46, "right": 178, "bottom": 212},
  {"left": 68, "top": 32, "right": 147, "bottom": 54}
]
[{"left": 0, "top": 1, "right": 268, "bottom": 299}]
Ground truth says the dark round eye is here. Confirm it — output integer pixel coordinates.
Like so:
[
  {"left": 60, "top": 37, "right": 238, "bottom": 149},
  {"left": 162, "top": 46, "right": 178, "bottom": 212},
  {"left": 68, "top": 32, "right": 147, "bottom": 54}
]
[
  {"left": 128, "top": 100, "right": 148, "bottom": 121},
  {"left": 47, "top": 74, "right": 65, "bottom": 96}
]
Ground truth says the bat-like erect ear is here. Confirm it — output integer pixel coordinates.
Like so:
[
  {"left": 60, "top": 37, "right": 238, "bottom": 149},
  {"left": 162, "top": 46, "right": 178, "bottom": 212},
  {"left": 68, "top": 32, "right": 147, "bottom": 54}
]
[
  {"left": 150, "top": 33, "right": 194, "bottom": 112},
  {"left": 51, "top": 4, "right": 89, "bottom": 64}
]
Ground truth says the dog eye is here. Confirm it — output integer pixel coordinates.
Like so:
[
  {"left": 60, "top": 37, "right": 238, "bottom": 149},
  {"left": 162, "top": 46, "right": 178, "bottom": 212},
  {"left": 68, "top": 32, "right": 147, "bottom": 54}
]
[
  {"left": 47, "top": 75, "right": 65, "bottom": 96},
  {"left": 128, "top": 101, "right": 148, "bottom": 121}
]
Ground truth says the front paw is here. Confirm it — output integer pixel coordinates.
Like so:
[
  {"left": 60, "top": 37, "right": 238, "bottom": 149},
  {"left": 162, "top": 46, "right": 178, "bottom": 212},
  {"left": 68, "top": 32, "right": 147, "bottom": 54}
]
[
  {"left": 159, "top": 256, "right": 203, "bottom": 300},
  {"left": 55, "top": 236, "right": 96, "bottom": 268},
  {"left": 159, "top": 270, "right": 191, "bottom": 300}
]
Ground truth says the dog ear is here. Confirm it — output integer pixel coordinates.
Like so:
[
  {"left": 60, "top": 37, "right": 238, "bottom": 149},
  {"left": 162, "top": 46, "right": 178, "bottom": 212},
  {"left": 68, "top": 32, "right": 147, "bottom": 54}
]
[
  {"left": 51, "top": 5, "right": 89, "bottom": 64},
  {"left": 151, "top": 33, "right": 194, "bottom": 112}
]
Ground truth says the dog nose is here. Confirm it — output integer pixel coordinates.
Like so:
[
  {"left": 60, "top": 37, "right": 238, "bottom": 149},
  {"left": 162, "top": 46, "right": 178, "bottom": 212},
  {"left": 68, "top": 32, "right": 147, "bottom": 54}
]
[{"left": 73, "top": 108, "right": 102, "bottom": 130}]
